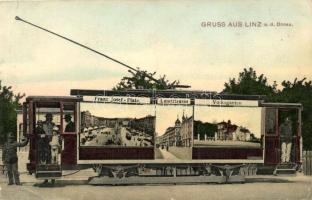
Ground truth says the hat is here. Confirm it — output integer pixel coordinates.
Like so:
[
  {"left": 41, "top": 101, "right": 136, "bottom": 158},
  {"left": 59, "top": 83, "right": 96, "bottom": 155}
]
[
  {"left": 65, "top": 114, "right": 72, "bottom": 119},
  {"left": 45, "top": 113, "right": 53, "bottom": 118}
]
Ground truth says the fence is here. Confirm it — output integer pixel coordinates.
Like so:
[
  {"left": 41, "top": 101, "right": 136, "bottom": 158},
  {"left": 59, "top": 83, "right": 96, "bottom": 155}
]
[
  {"left": 303, "top": 150, "right": 312, "bottom": 175},
  {"left": 0, "top": 147, "right": 4, "bottom": 174}
]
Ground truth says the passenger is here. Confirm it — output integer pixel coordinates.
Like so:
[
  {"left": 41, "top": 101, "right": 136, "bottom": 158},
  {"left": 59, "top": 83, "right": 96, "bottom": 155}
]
[
  {"left": 36, "top": 121, "right": 50, "bottom": 164},
  {"left": 42, "top": 113, "right": 56, "bottom": 141},
  {"left": 49, "top": 130, "right": 61, "bottom": 164},
  {"left": 280, "top": 117, "right": 293, "bottom": 163},
  {"left": 64, "top": 114, "right": 75, "bottom": 132}
]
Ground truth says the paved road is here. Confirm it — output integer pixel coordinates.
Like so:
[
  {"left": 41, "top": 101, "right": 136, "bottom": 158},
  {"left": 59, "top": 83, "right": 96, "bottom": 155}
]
[
  {"left": 159, "top": 148, "right": 179, "bottom": 160},
  {"left": 1, "top": 174, "right": 312, "bottom": 200}
]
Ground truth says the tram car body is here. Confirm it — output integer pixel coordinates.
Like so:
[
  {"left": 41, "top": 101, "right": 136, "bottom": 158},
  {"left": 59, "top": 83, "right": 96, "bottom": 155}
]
[{"left": 22, "top": 89, "right": 302, "bottom": 184}]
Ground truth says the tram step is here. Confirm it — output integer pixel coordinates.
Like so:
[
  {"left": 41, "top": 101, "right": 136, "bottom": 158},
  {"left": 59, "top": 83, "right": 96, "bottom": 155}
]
[
  {"left": 35, "top": 164, "right": 62, "bottom": 179},
  {"left": 274, "top": 169, "right": 296, "bottom": 176},
  {"left": 35, "top": 171, "right": 62, "bottom": 179},
  {"left": 274, "top": 164, "right": 296, "bottom": 176}
]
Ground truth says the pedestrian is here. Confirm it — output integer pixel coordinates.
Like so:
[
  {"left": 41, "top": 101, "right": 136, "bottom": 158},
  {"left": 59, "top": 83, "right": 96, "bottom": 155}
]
[
  {"left": 2, "top": 132, "right": 28, "bottom": 185},
  {"left": 279, "top": 117, "right": 293, "bottom": 163}
]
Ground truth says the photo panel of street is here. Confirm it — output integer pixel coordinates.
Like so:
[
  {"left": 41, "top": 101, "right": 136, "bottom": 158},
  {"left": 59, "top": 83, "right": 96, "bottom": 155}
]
[
  {"left": 194, "top": 106, "right": 262, "bottom": 148},
  {"left": 80, "top": 102, "right": 155, "bottom": 147},
  {"left": 155, "top": 105, "right": 193, "bottom": 160}
]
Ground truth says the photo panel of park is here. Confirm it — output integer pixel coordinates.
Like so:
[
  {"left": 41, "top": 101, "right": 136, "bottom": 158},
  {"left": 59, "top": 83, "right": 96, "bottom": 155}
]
[
  {"left": 80, "top": 102, "right": 155, "bottom": 147},
  {"left": 155, "top": 105, "right": 193, "bottom": 160},
  {"left": 194, "top": 106, "right": 263, "bottom": 149}
]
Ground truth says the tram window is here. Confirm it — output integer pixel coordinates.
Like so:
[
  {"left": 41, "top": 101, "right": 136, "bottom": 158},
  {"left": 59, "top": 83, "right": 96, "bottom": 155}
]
[
  {"left": 35, "top": 107, "right": 61, "bottom": 136},
  {"left": 63, "top": 104, "right": 76, "bottom": 133},
  {"left": 265, "top": 109, "right": 276, "bottom": 135}
]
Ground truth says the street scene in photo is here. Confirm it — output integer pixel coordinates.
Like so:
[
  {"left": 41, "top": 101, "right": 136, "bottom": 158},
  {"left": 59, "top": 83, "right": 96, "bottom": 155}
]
[
  {"left": 80, "top": 103, "right": 155, "bottom": 147},
  {"left": 193, "top": 106, "right": 262, "bottom": 148},
  {"left": 155, "top": 105, "right": 193, "bottom": 160}
]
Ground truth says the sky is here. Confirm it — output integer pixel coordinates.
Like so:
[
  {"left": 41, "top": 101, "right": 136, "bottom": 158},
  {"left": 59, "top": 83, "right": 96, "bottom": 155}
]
[{"left": 0, "top": 0, "right": 312, "bottom": 96}]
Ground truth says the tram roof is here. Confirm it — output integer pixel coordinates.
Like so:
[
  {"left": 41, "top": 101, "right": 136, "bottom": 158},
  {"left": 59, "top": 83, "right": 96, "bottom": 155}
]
[{"left": 26, "top": 96, "right": 82, "bottom": 102}]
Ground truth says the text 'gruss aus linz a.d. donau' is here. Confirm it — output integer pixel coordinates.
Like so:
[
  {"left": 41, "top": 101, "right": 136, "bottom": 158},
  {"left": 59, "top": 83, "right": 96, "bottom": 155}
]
[{"left": 201, "top": 21, "right": 293, "bottom": 28}]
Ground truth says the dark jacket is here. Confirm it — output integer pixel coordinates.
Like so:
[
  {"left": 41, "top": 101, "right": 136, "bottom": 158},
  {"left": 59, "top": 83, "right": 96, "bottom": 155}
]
[
  {"left": 2, "top": 139, "right": 28, "bottom": 164},
  {"left": 65, "top": 121, "right": 75, "bottom": 132},
  {"left": 279, "top": 122, "right": 293, "bottom": 143}
]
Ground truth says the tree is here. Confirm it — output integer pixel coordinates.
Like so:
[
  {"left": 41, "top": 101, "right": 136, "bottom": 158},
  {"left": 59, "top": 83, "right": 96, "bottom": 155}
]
[
  {"left": 0, "top": 81, "right": 24, "bottom": 144},
  {"left": 223, "top": 67, "right": 277, "bottom": 97},
  {"left": 113, "top": 68, "right": 181, "bottom": 90}
]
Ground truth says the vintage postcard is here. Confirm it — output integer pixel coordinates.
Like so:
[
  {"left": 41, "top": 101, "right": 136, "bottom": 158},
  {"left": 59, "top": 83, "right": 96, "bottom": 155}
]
[{"left": 0, "top": 0, "right": 312, "bottom": 199}]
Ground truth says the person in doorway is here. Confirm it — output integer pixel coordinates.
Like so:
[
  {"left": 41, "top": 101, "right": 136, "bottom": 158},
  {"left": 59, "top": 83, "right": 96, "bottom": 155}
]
[
  {"left": 279, "top": 117, "right": 293, "bottom": 163},
  {"left": 42, "top": 113, "right": 56, "bottom": 140},
  {"left": 2, "top": 132, "right": 28, "bottom": 185},
  {"left": 64, "top": 114, "right": 75, "bottom": 132},
  {"left": 42, "top": 113, "right": 56, "bottom": 164},
  {"left": 36, "top": 121, "right": 50, "bottom": 164},
  {"left": 49, "top": 130, "right": 61, "bottom": 164}
]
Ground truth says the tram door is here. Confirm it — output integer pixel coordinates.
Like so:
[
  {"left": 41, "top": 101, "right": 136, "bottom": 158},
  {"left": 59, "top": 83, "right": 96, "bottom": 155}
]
[
  {"left": 278, "top": 109, "right": 300, "bottom": 164},
  {"left": 34, "top": 101, "right": 78, "bottom": 162},
  {"left": 34, "top": 102, "right": 63, "bottom": 178},
  {"left": 264, "top": 106, "right": 301, "bottom": 165}
]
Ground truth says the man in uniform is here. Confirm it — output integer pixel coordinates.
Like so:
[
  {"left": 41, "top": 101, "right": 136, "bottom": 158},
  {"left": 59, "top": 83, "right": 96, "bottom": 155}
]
[
  {"left": 279, "top": 117, "right": 293, "bottom": 163},
  {"left": 2, "top": 132, "right": 28, "bottom": 185},
  {"left": 42, "top": 113, "right": 56, "bottom": 164},
  {"left": 42, "top": 113, "right": 55, "bottom": 141}
]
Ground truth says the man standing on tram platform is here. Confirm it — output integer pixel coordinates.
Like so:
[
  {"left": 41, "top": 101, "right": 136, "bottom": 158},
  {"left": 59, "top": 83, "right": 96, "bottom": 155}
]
[
  {"left": 279, "top": 117, "right": 293, "bottom": 163},
  {"left": 42, "top": 113, "right": 56, "bottom": 164},
  {"left": 42, "top": 113, "right": 55, "bottom": 141}
]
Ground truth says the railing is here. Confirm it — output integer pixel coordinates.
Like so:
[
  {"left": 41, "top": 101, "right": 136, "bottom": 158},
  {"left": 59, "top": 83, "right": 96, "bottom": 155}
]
[{"left": 303, "top": 150, "right": 312, "bottom": 175}]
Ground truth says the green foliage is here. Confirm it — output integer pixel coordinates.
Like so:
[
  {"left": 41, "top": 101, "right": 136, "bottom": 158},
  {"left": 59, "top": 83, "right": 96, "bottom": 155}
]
[
  {"left": 113, "top": 68, "right": 180, "bottom": 90},
  {"left": 224, "top": 69, "right": 312, "bottom": 150},
  {"left": 194, "top": 120, "right": 217, "bottom": 139},
  {"left": 0, "top": 81, "right": 24, "bottom": 144},
  {"left": 223, "top": 67, "right": 277, "bottom": 97}
]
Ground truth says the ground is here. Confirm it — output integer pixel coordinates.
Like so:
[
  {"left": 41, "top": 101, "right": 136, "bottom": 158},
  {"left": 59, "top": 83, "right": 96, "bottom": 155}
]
[{"left": 1, "top": 171, "right": 312, "bottom": 200}]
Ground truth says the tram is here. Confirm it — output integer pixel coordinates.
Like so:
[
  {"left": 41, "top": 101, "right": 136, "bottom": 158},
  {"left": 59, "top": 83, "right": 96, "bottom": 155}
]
[{"left": 21, "top": 90, "right": 302, "bottom": 184}]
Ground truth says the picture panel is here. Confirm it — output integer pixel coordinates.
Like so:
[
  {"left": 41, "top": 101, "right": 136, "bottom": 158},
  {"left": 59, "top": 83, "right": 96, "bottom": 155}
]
[
  {"left": 155, "top": 105, "right": 193, "bottom": 160},
  {"left": 80, "top": 102, "right": 155, "bottom": 147},
  {"left": 194, "top": 106, "right": 262, "bottom": 148}
]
